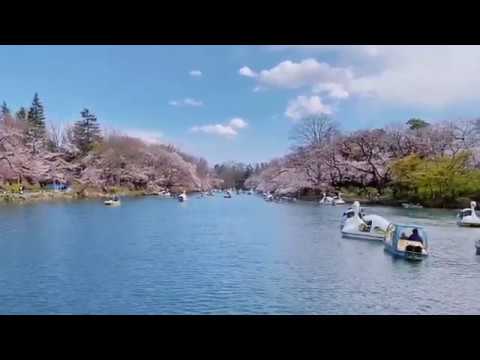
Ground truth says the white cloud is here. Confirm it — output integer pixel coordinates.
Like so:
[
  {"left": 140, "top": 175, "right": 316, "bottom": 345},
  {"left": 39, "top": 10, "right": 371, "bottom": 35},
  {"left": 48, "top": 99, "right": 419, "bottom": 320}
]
[
  {"left": 259, "top": 59, "right": 353, "bottom": 89},
  {"left": 183, "top": 98, "right": 203, "bottom": 106},
  {"left": 229, "top": 117, "right": 248, "bottom": 129},
  {"left": 189, "top": 70, "right": 202, "bottom": 77},
  {"left": 169, "top": 98, "right": 204, "bottom": 107},
  {"left": 349, "top": 45, "right": 480, "bottom": 107},
  {"left": 191, "top": 124, "right": 237, "bottom": 137},
  {"left": 263, "top": 45, "right": 480, "bottom": 107},
  {"left": 267, "top": 45, "right": 380, "bottom": 57},
  {"left": 242, "top": 59, "right": 353, "bottom": 100},
  {"left": 239, "top": 66, "right": 258, "bottom": 78},
  {"left": 285, "top": 95, "right": 333, "bottom": 121},
  {"left": 123, "top": 129, "right": 164, "bottom": 144},
  {"left": 312, "top": 82, "right": 349, "bottom": 99},
  {"left": 190, "top": 118, "right": 249, "bottom": 138}
]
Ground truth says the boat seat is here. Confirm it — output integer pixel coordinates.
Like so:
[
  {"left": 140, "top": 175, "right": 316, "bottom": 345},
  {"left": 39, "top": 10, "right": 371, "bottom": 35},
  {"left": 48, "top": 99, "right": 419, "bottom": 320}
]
[{"left": 398, "top": 239, "right": 424, "bottom": 252}]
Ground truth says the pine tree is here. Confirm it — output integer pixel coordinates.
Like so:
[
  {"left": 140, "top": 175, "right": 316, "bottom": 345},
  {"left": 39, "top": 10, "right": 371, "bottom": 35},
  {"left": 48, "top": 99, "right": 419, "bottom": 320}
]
[
  {"left": 1, "top": 101, "right": 10, "bottom": 118},
  {"left": 72, "top": 108, "right": 102, "bottom": 155},
  {"left": 15, "top": 107, "right": 27, "bottom": 122},
  {"left": 25, "top": 93, "right": 47, "bottom": 152}
]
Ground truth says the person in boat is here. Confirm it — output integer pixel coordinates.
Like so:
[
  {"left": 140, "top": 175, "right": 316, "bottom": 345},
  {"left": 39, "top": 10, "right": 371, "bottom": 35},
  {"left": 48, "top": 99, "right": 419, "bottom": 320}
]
[
  {"left": 408, "top": 228, "right": 423, "bottom": 243},
  {"left": 112, "top": 195, "right": 119, "bottom": 201}
]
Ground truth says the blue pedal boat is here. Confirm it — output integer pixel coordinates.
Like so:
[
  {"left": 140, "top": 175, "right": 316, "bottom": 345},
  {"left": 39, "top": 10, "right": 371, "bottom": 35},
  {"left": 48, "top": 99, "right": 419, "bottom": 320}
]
[{"left": 384, "top": 223, "right": 428, "bottom": 261}]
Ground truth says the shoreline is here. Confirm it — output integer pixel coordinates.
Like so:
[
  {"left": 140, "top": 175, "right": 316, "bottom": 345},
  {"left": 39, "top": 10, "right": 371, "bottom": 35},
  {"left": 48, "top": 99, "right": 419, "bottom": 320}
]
[
  {"left": 0, "top": 190, "right": 463, "bottom": 210},
  {"left": 274, "top": 193, "right": 464, "bottom": 210},
  {"left": 0, "top": 189, "right": 196, "bottom": 205}
]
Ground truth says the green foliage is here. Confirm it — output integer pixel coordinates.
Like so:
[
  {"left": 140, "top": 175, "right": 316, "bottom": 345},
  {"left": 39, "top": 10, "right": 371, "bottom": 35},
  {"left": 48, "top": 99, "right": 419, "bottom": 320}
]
[
  {"left": 406, "top": 118, "right": 430, "bottom": 130},
  {"left": 6, "top": 182, "right": 23, "bottom": 194},
  {"left": 391, "top": 152, "right": 480, "bottom": 206},
  {"left": 72, "top": 108, "right": 102, "bottom": 155}
]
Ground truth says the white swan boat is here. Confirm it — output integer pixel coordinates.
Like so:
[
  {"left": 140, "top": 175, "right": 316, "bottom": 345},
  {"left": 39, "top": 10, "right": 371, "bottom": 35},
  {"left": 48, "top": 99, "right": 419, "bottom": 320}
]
[
  {"left": 341, "top": 201, "right": 390, "bottom": 240},
  {"left": 178, "top": 191, "right": 187, "bottom": 202},
  {"left": 104, "top": 197, "right": 121, "bottom": 206},
  {"left": 333, "top": 193, "right": 345, "bottom": 205},
  {"left": 319, "top": 192, "right": 334, "bottom": 205},
  {"left": 341, "top": 206, "right": 366, "bottom": 229},
  {"left": 224, "top": 191, "right": 232, "bottom": 198},
  {"left": 457, "top": 201, "right": 480, "bottom": 227}
]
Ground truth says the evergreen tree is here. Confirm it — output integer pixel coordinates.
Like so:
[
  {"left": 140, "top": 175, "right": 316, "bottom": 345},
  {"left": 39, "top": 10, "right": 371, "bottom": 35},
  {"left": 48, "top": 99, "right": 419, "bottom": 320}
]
[
  {"left": 407, "top": 118, "right": 430, "bottom": 131},
  {"left": 1, "top": 101, "right": 10, "bottom": 118},
  {"left": 72, "top": 108, "right": 102, "bottom": 154},
  {"left": 15, "top": 107, "right": 27, "bottom": 122},
  {"left": 25, "top": 93, "right": 47, "bottom": 152}
]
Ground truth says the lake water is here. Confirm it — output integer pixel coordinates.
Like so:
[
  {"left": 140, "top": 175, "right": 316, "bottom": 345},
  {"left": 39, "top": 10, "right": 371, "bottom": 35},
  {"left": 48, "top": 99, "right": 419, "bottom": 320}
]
[{"left": 1, "top": 194, "right": 479, "bottom": 314}]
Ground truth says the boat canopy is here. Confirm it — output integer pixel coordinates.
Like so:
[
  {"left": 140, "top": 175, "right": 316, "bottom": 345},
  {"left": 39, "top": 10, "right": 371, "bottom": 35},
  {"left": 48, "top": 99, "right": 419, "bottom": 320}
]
[
  {"left": 459, "top": 209, "right": 473, "bottom": 217},
  {"left": 386, "top": 223, "right": 428, "bottom": 247}
]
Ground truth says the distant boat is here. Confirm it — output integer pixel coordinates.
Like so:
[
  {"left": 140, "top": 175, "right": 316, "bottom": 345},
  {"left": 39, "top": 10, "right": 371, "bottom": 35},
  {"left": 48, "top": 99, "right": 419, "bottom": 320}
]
[
  {"left": 319, "top": 192, "right": 334, "bottom": 205},
  {"left": 224, "top": 191, "right": 232, "bottom": 198},
  {"left": 158, "top": 191, "right": 171, "bottom": 198},
  {"left": 402, "top": 203, "right": 423, "bottom": 209},
  {"left": 333, "top": 193, "right": 346, "bottom": 205},
  {"left": 104, "top": 196, "right": 121, "bottom": 206},
  {"left": 457, "top": 201, "right": 480, "bottom": 227},
  {"left": 178, "top": 191, "right": 187, "bottom": 202}
]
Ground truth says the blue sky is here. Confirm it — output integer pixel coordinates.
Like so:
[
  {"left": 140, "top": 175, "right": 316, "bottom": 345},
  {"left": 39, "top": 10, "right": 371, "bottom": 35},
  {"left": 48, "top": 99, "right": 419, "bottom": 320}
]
[{"left": 1, "top": 45, "right": 480, "bottom": 164}]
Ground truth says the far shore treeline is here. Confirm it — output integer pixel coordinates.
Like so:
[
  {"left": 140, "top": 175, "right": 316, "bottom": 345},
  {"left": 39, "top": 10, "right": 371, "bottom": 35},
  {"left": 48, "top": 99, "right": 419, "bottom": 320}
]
[
  {"left": 245, "top": 115, "right": 480, "bottom": 208},
  {"left": 2, "top": 94, "right": 480, "bottom": 208},
  {"left": 0, "top": 94, "right": 269, "bottom": 200},
  {"left": 0, "top": 94, "right": 226, "bottom": 199}
]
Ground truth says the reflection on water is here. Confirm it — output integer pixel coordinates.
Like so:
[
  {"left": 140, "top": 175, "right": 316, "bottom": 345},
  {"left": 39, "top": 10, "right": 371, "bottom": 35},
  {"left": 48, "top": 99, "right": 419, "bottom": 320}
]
[{"left": 0, "top": 196, "right": 479, "bottom": 314}]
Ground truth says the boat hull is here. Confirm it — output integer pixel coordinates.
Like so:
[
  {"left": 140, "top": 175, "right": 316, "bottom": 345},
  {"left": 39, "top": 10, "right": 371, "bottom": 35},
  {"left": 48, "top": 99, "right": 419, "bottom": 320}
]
[
  {"left": 384, "top": 246, "right": 427, "bottom": 261},
  {"left": 341, "top": 231, "right": 384, "bottom": 241},
  {"left": 104, "top": 201, "right": 120, "bottom": 206},
  {"left": 457, "top": 221, "right": 480, "bottom": 227}
]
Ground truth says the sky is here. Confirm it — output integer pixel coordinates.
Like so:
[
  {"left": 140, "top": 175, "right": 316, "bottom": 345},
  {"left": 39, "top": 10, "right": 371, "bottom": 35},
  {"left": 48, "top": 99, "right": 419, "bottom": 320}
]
[{"left": 1, "top": 45, "right": 480, "bottom": 165}]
